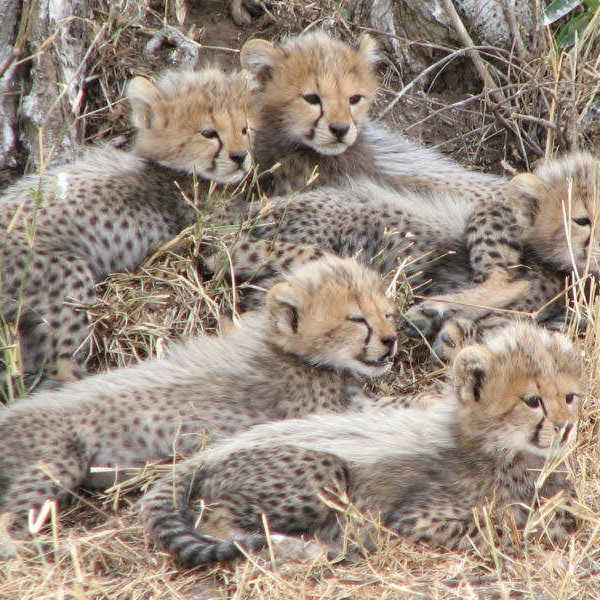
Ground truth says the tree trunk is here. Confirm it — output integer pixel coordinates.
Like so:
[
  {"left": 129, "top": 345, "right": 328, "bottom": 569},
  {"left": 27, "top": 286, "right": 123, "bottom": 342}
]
[{"left": 0, "top": 0, "right": 91, "bottom": 186}]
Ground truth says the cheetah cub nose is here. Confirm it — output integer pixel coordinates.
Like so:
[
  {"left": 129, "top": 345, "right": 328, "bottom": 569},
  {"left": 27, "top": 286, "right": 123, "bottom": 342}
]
[
  {"left": 329, "top": 123, "right": 350, "bottom": 141},
  {"left": 229, "top": 151, "right": 248, "bottom": 167},
  {"left": 381, "top": 334, "right": 397, "bottom": 351}
]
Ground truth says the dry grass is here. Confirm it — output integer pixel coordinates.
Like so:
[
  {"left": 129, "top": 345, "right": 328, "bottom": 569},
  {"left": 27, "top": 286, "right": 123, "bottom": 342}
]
[{"left": 2, "top": 1, "right": 600, "bottom": 599}]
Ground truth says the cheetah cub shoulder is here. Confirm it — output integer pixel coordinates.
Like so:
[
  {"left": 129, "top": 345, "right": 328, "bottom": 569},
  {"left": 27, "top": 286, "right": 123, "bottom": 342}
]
[{"left": 142, "top": 322, "right": 581, "bottom": 567}]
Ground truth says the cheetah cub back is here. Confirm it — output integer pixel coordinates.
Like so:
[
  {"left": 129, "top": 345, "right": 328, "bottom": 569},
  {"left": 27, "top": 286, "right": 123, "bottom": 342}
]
[
  {"left": 0, "top": 67, "right": 255, "bottom": 388},
  {"left": 242, "top": 30, "right": 502, "bottom": 196},
  {"left": 142, "top": 323, "right": 581, "bottom": 567},
  {"left": 0, "top": 255, "right": 397, "bottom": 548}
]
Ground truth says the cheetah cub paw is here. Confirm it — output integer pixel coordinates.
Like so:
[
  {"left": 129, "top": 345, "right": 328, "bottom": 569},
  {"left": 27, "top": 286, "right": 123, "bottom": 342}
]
[
  {"left": 403, "top": 301, "right": 456, "bottom": 342},
  {"left": 432, "top": 317, "right": 479, "bottom": 363}
]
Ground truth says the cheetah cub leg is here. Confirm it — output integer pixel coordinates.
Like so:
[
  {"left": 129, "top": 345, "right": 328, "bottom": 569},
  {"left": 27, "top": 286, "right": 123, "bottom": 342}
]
[
  {"left": 404, "top": 269, "right": 530, "bottom": 349},
  {"left": 405, "top": 198, "right": 530, "bottom": 351},
  {"left": 143, "top": 446, "right": 351, "bottom": 568},
  {"left": 3, "top": 453, "right": 89, "bottom": 543},
  {"left": 1, "top": 249, "right": 95, "bottom": 386},
  {"left": 199, "top": 506, "right": 324, "bottom": 564}
]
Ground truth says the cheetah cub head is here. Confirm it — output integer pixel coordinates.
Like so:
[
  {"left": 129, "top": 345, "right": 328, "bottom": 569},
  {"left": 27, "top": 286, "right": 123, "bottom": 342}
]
[
  {"left": 265, "top": 255, "right": 397, "bottom": 376},
  {"left": 241, "top": 31, "right": 378, "bottom": 156},
  {"left": 453, "top": 323, "right": 582, "bottom": 459},
  {"left": 127, "top": 68, "right": 256, "bottom": 183},
  {"left": 512, "top": 152, "right": 600, "bottom": 275}
]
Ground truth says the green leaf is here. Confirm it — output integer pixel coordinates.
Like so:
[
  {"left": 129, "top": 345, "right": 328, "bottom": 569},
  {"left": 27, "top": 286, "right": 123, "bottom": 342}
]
[
  {"left": 542, "top": 0, "right": 584, "bottom": 26},
  {"left": 583, "top": 0, "right": 599, "bottom": 10},
  {"left": 555, "top": 12, "right": 593, "bottom": 47}
]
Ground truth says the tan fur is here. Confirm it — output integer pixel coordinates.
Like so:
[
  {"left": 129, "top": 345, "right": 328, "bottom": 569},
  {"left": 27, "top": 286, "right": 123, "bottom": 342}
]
[
  {"left": 0, "top": 67, "right": 255, "bottom": 386},
  {"left": 128, "top": 68, "right": 254, "bottom": 182},
  {"left": 141, "top": 323, "right": 581, "bottom": 566},
  {"left": 243, "top": 31, "right": 501, "bottom": 196},
  {"left": 515, "top": 153, "right": 600, "bottom": 274},
  {"left": 242, "top": 32, "right": 377, "bottom": 158},
  {"left": 0, "top": 256, "right": 397, "bottom": 544}
]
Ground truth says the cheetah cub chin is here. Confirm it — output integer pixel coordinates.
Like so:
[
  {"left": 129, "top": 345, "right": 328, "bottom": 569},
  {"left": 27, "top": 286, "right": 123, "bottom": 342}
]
[
  {"left": 242, "top": 30, "right": 501, "bottom": 196},
  {"left": 0, "top": 67, "right": 254, "bottom": 388},
  {"left": 0, "top": 256, "right": 396, "bottom": 548},
  {"left": 142, "top": 323, "right": 581, "bottom": 567}
]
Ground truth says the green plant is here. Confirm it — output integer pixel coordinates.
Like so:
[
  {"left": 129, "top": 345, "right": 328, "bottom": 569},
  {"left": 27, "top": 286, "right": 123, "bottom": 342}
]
[{"left": 543, "top": 0, "right": 600, "bottom": 49}]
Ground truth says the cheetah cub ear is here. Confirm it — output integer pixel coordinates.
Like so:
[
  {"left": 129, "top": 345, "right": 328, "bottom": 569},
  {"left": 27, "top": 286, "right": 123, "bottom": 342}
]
[
  {"left": 357, "top": 33, "right": 380, "bottom": 66},
  {"left": 452, "top": 345, "right": 493, "bottom": 405},
  {"left": 126, "top": 76, "right": 165, "bottom": 130},
  {"left": 509, "top": 173, "right": 549, "bottom": 204},
  {"left": 240, "top": 39, "right": 285, "bottom": 76},
  {"left": 266, "top": 281, "right": 310, "bottom": 336}
]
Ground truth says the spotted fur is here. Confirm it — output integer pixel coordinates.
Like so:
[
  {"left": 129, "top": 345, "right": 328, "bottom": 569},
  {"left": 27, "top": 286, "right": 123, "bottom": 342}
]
[
  {"left": 141, "top": 323, "right": 581, "bottom": 567},
  {"left": 242, "top": 31, "right": 504, "bottom": 197},
  {"left": 0, "top": 256, "right": 396, "bottom": 545},
  {"left": 0, "top": 67, "right": 255, "bottom": 386},
  {"left": 217, "top": 152, "right": 600, "bottom": 355}
]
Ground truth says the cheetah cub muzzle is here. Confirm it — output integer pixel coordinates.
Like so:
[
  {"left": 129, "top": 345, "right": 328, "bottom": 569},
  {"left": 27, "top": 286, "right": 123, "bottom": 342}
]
[
  {"left": 0, "top": 66, "right": 255, "bottom": 390},
  {"left": 142, "top": 322, "right": 581, "bottom": 567},
  {"left": 0, "top": 255, "right": 396, "bottom": 554}
]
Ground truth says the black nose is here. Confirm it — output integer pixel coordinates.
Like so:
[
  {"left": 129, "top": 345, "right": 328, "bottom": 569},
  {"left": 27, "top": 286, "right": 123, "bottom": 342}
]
[
  {"left": 329, "top": 123, "right": 350, "bottom": 141},
  {"left": 229, "top": 151, "right": 248, "bottom": 167},
  {"left": 381, "top": 334, "right": 397, "bottom": 350}
]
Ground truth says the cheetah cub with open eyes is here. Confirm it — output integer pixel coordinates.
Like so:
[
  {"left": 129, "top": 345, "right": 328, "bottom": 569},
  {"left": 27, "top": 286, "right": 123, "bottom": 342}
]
[
  {"left": 0, "top": 255, "right": 397, "bottom": 548},
  {"left": 0, "top": 67, "right": 254, "bottom": 387},
  {"left": 142, "top": 323, "right": 582, "bottom": 567},
  {"left": 242, "top": 30, "right": 503, "bottom": 197}
]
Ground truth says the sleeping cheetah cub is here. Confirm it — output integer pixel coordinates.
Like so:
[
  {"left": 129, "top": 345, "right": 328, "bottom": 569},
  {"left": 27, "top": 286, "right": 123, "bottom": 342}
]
[
  {"left": 221, "top": 151, "right": 600, "bottom": 354},
  {"left": 0, "top": 256, "right": 397, "bottom": 545},
  {"left": 0, "top": 67, "right": 254, "bottom": 386},
  {"left": 142, "top": 323, "right": 581, "bottom": 566},
  {"left": 242, "top": 31, "right": 503, "bottom": 196}
]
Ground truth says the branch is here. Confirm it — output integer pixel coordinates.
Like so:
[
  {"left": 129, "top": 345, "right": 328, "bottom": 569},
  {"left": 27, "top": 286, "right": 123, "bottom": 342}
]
[{"left": 439, "top": 0, "right": 506, "bottom": 106}]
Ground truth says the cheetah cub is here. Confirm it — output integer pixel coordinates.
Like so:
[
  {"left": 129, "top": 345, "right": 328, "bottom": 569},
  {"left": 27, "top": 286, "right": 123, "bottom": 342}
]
[
  {"left": 242, "top": 30, "right": 502, "bottom": 196},
  {"left": 0, "top": 67, "right": 254, "bottom": 386},
  {"left": 142, "top": 323, "right": 581, "bottom": 567},
  {"left": 223, "top": 152, "right": 600, "bottom": 353},
  {"left": 0, "top": 256, "right": 397, "bottom": 546}
]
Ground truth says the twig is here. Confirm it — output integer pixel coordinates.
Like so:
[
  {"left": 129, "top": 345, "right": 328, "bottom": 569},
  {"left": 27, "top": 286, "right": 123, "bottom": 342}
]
[
  {"left": 0, "top": 0, "right": 35, "bottom": 79},
  {"left": 439, "top": 0, "right": 543, "bottom": 158},
  {"left": 439, "top": 0, "right": 506, "bottom": 106},
  {"left": 0, "top": 48, "right": 22, "bottom": 80},
  {"left": 509, "top": 113, "right": 556, "bottom": 130},
  {"left": 378, "top": 46, "right": 503, "bottom": 120},
  {"left": 502, "top": 0, "right": 527, "bottom": 59}
]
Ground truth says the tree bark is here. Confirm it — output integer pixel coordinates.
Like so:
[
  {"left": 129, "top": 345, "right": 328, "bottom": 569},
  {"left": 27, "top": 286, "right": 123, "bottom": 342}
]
[
  {"left": 0, "top": 0, "right": 23, "bottom": 186},
  {"left": 0, "top": 0, "right": 91, "bottom": 186}
]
